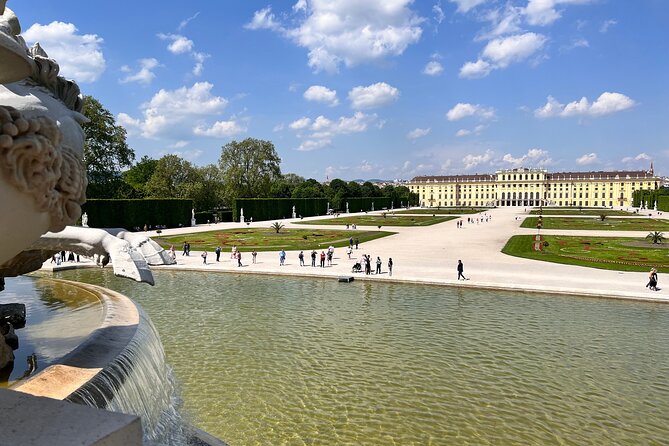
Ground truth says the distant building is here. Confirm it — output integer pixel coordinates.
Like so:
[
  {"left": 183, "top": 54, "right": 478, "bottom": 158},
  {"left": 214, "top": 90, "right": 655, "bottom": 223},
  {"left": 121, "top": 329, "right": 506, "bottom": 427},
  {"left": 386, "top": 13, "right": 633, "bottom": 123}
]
[{"left": 408, "top": 165, "right": 659, "bottom": 208}]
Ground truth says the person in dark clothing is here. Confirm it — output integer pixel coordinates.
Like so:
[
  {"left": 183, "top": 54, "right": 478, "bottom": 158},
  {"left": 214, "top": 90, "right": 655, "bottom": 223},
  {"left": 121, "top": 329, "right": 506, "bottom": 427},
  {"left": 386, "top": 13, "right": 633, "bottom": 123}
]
[
  {"left": 457, "top": 260, "right": 467, "bottom": 280},
  {"left": 320, "top": 251, "right": 326, "bottom": 267},
  {"left": 355, "top": 238, "right": 359, "bottom": 249},
  {"left": 298, "top": 251, "right": 305, "bottom": 266},
  {"left": 365, "top": 255, "right": 371, "bottom": 275},
  {"left": 215, "top": 246, "right": 221, "bottom": 262},
  {"left": 375, "top": 256, "right": 382, "bottom": 274},
  {"left": 311, "top": 250, "right": 317, "bottom": 267},
  {"left": 388, "top": 258, "right": 393, "bottom": 276}
]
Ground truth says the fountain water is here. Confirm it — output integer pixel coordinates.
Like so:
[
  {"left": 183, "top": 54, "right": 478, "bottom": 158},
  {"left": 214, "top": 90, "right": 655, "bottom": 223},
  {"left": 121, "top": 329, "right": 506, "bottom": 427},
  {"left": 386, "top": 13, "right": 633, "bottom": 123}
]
[{"left": 67, "top": 306, "right": 192, "bottom": 446}]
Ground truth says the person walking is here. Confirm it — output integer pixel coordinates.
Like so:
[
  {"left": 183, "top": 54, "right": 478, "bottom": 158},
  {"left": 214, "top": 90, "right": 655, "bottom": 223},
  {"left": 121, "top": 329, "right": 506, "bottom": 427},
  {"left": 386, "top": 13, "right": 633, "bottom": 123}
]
[
  {"left": 355, "top": 238, "right": 359, "bottom": 249},
  {"left": 320, "top": 251, "right": 326, "bottom": 267},
  {"left": 299, "top": 251, "right": 305, "bottom": 266},
  {"left": 237, "top": 251, "right": 242, "bottom": 267},
  {"left": 457, "top": 259, "right": 467, "bottom": 280},
  {"left": 279, "top": 249, "right": 286, "bottom": 266},
  {"left": 346, "top": 246, "right": 352, "bottom": 259},
  {"left": 215, "top": 246, "right": 221, "bottom": 262},
  {"left": 365, "top": 255, "right": 371, "bottom": 275},
  {"left": 647, "top": 268, "right": 658, "bottom": 291},
  {"left": 375, "top": 256, "right": 382, "bottom": 274},
  {"left": 182, "top": 242, "right": 188, "bottom": 256},
  {"left": 201, "top": 250, "right": 207, "bottom": 265},
  {"left": 252, "top": 250, "right": 257, "bottom": 264},
  {"left": 311, "top": 250, "right": 317, "bottom": 267},
  {"left": 388, "top": 258, "right": 393, "bottom": 276}
]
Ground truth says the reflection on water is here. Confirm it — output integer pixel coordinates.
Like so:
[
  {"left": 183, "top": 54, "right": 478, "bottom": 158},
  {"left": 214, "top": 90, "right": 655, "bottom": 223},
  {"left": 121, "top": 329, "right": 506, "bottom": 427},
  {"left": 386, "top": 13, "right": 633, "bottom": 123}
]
[
  {"left": 1, "top": 276, "right": 103, "bottom": 386},
  {"left": 57, "top": 269, "right": 669, "bottom": 446}
]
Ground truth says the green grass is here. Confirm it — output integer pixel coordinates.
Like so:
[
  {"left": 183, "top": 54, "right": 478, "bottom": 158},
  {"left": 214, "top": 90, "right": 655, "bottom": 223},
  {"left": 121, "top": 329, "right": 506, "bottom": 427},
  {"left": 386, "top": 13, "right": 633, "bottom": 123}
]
[
  {"left": 522, "top": 216, "right": 669, "bottom": 231},
  {"left": 153, "top": 228, "right": 395, "bottom": 252},
  {"left": 502, "top": 234, "right": 669, "bottom": 272},
  {"left": 529, "top": 208, "right": 637, "bottom": 216},
  {"left": 392, "top": 207, "right": 489, "bottom": 215},
  {"left": 295, "top": 214, "right": 457, "bottom": 227}
]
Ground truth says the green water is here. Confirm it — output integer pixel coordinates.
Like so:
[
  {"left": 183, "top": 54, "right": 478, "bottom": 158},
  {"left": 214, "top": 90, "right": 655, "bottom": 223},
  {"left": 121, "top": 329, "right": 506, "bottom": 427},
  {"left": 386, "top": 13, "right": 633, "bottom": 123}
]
[
  {"left": 56, "top": 269, "right": 669, "bottom": 446},
  {"left": 2, "top": 276, "right": 102, "bottom": 386}
]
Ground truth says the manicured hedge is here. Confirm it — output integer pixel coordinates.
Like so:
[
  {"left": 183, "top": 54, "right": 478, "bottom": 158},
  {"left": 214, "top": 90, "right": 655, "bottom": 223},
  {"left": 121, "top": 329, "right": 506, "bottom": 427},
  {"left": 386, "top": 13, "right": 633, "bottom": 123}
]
[
  {"left": 633, "top": 188, "right": 669, "bottom": 209},
  {"left": 343, "top": 197, "right": 392, "bottom": 213},
  {"left": 658, "top": 196, "right": 669, "bottom": 212},
  {"left": 82, "top": 199, "right": 192, "bottom": 229},
  {"left": 234, "top": 198, "right": 328, "bottom": 222}
]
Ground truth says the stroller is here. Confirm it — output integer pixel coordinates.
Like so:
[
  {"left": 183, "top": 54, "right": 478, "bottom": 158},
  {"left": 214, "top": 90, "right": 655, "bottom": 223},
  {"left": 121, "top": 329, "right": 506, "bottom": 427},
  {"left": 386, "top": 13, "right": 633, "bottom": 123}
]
[{"left": 351, "top": 262, "right": 362, "bottom": 273}]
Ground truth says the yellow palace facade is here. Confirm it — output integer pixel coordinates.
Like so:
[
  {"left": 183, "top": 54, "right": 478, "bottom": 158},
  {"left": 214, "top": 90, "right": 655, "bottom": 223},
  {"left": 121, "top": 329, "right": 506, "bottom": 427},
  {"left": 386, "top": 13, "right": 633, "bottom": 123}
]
[{"left": 408, "top": 167, "right": 659, "bottom": 208}]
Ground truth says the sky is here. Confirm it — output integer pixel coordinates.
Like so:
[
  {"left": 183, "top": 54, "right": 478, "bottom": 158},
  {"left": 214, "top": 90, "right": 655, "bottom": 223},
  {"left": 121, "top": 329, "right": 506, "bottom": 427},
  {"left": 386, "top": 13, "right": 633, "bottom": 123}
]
[{"left": 11, "top": 0, "right": 669, "bottom": 180}]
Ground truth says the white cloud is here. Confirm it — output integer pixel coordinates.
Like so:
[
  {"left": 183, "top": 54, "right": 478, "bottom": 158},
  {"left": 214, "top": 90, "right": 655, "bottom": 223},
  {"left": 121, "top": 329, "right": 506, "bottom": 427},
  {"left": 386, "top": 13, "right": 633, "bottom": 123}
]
[
  {"left": 477, "top": 5, "right": 523, "bottom": 41},
  {"left": 118, "top": 82, "right": 228, "bottom": 138},
  {"left": 502, "top": 148, "right": 553, "bottom": 167},
  {"left": 303, "top": 85, "right": 339, "bottom": 106},
  {"left": 456, "top": 124, "right": 486, "bottom": 137},
  {"left": 461, "top": 32, "right": 546, "bottom": 78},
  {"left": 244, "top": 7, "right": 282, "bottom": 31},
  {"left": 535, "top": 92, "right": 636, "bottom": 118},
  {"left": 158, "top": 33, "right": 209, "bottom": 75},
  {"left": 524, "top": 0, "right": 594, "bottom": 27},
  {"left": 433, "top": 3, "right": 446, "bottom": 24},
  {"left": 348, "top": 82, "right": 400, "bottom": 109},
  {"left": 482, "top": 32, "right": 547, "bottom": 68},
  {"left": 158, "top": 33, "right": 194, "bottom": 54},
  {"left": 446, "top": 103, "right": 495, "bottom": 121},
  {"left": 194, "top": 120, "right": 247, "bottom": 138},
  {"left": 247, "top": 1, "right": 423, "bottom": 73},
  {"left": 297, "top": 139, "right": 332, "bottom": 152},
  {"left": 423, "top": 60, "right": 444, "bottom": 76},
  {"left": 622, "top": 153, "right": 651, "bottom": 163},
  {"left": 600, "top": 19, "right": 617, "bottom": 33},
  {"left": 576, "top": 153, "right": 598, "bottom": 165},
  {"left": 289, "top": 117, "right": 312, "bottom": 130},
  {"left": 407, "top": 128, "right": 431, "bottom": 140},
  {"left": 171, "top": 141, "right": 189, "bottom": 149},
  {"left": 450, "top": 0, "right": 489, "bottom": 13},
  {"left": 463, "top": 149, "right": 494, "bottom": 169},
  {"left": 459, "top": 59, "right": 492, "bottom": 78},
  {"left": 178, "top": 12, "right": 201, "bottom": 32},
  {"left": 273, "top": 123, "right": 285, "bottom": 132},
  {"left": 22, "top": 21, "right": 105, "bottom": 83},
  {"left": 120, "top": 58, "right": 159, "bottom": 84}
]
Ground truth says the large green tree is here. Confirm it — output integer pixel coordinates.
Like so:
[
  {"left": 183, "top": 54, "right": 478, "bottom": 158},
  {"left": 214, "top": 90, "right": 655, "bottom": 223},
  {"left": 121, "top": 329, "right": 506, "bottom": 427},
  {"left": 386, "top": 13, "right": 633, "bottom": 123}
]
[
  {"left": 122, "top": 155, "right": 158, "bottom": 197},
  {"left": 144, "top": 154, "right": 198, "bottom": 199},
  {"left": 81, "top": 95, "right": 135, "bottom": 197},
  {"left": 219, "top": 138, "right": 282, "bottom": 204}
]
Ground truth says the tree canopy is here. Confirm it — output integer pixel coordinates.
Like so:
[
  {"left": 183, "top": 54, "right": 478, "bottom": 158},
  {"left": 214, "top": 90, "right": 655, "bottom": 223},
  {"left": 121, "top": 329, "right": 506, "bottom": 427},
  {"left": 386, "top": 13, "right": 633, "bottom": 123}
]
[
  {"left": 82, "top": 95, "right": 135, "bottom": 197},
  {"left": 219, "top": 138, "right": 282, "bottom": 205}
]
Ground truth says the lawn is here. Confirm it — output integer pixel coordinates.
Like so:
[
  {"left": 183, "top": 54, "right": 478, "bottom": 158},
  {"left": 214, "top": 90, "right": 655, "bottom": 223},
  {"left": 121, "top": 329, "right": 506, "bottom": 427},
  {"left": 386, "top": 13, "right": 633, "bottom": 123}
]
[
  {"left": 502, "top": 234, "right": 669, "bottom": 272},
  {"left": 392, "top": 207, "right": 489, "bottom": 215},
  {"left": 153, "top": 227, "right": 395, "bottom": 252},
  {"left": 529, "top": 208, "right": 637, "bottom": 216},
  {"left": 295, "top": 214, "right": 457, "bottom": 226},
  {"left": 521, "top": 216, "right": 669, "bottom": 231}
]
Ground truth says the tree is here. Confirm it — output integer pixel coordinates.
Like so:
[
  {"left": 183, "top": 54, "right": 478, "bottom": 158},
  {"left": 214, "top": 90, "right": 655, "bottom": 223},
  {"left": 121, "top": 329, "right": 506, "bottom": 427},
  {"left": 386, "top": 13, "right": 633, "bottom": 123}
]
[
  {"left": 646, "top": 231, "right": 664, "bottom": 244},
  {"left": 270, "top": 222, "right": 284, "bottom": 233},
  {"left": 292, "top": 178, "right": 325, "bottom": 198},
  {"left": 81, "top": 95, "right": 135, "bottom": 197},
  {"left": 219, "top": 138, "right": 282, "bottom": 205},
  {"left": 122, "top": 156, "right": 158, "bottom": 197},
  {"left": 360, "top": 181, "right": 378, "bottom": 197},
  {"left": 187, "top": 164, "right": 225, "bottom": 211},
  {"left": 269, "top": 173, "right": 305, "bottom": 198},
  {"left": 144, "top": 154, "right": 198, "bottom": 199}
]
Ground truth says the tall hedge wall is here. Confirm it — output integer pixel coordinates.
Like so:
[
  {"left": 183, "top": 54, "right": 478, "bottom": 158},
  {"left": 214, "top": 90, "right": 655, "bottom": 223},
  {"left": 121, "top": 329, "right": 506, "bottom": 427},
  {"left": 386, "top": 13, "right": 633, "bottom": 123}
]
[
  {"left": 344, "top": 197, "right": 392, "bottom": 213},
  {"left": 633, "top": 188, "right": 669, "bottom": 209},
  {"left": 658, "top": 196, "right": 669, "bottom": 212},
  {"left": 82, "top": 199, "right": 192, "bottom": 229},
  {"left": 234, "top": 198, "right": 329, "bottom": 222}
]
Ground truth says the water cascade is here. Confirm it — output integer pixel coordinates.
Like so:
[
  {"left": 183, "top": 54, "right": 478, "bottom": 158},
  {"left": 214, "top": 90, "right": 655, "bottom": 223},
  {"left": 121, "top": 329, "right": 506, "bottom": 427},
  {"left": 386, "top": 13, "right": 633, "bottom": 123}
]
[{"left": 67, "top": 306, "right": 192, "bottom": 446}]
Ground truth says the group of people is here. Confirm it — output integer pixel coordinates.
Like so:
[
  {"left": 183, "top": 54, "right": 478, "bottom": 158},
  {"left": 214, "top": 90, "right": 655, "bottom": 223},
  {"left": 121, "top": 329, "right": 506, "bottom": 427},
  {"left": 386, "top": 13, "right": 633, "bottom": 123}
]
[
  {"left": 50, "top": 250, "right": 80, "bottom": 265},
  {"left": 456, "top": 214, "right": 492, "bottom": 228},
  {"left": 355, "top": 254, "right": 393, "bottom": 276}
]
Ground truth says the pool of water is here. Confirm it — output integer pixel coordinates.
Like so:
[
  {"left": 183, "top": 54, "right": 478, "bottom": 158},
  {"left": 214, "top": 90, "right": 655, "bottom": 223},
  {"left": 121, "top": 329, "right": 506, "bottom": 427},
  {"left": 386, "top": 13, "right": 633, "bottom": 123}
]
[
  {"left": 1, "top": 276, "right": 103, "bottom": 386},
  {"left": 55, "top": 269, "right": 669, "bottom": 446}
]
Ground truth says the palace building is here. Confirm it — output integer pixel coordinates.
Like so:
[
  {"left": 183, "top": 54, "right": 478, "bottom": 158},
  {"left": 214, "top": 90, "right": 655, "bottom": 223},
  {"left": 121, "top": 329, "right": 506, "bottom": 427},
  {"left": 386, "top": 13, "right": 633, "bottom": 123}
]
[{"left": 408, "top": 165, "right": 659, "bottom": 208}]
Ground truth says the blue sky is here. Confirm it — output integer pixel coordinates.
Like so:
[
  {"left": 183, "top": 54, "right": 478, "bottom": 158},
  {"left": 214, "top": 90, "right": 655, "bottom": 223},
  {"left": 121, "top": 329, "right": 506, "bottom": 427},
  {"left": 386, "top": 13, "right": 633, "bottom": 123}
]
[{"left": 12, "top": 0, "right": 669, "bottom": 180}]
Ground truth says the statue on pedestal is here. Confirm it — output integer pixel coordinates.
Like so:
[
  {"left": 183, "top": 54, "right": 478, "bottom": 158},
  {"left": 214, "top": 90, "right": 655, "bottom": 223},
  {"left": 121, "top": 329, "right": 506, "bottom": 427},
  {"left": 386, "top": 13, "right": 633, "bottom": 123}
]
[
  {"left": 292, "top": 205, "right": 296, "bottom": 219},
  {"left": 240, "top": 208, "right": 244, "bottom": 223}
]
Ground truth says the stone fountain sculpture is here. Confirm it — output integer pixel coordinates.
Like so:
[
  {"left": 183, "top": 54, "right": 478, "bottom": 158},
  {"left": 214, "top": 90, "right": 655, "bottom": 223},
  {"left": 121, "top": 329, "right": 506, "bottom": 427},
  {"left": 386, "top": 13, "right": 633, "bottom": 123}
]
[{"left": 0, "top": 2, "right": 171, "bottom": 287}]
